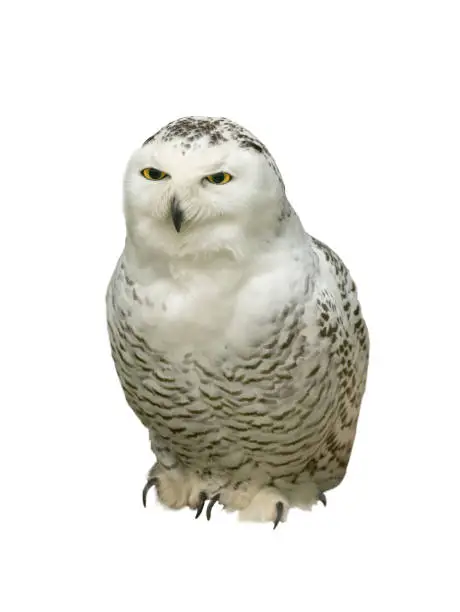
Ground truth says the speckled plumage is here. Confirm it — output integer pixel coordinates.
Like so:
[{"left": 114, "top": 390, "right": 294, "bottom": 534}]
[{"left": 106, "top": 116, "right": 369, "bottom": 525}]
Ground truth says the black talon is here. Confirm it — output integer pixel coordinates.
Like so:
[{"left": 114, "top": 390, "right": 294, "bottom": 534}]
[
  {"left": 273, "top": 501, "right": 284, "bottom": 530},
  {"left": 318, "top": 491, "right": 327, "bottom": 507},
  {"left": 195, "top": 491, "right": 207, "bottom": 519},
  {"left": 206, "top": 494, "right": 220, "bottom": 521},
  {"left": 142, "top": 478, "right": 158, "bottom": 508}
]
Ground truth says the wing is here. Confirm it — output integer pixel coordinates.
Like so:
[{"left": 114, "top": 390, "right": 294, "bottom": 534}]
[{"left": 297, "top": 236, "right": 370, "bottom": 489}]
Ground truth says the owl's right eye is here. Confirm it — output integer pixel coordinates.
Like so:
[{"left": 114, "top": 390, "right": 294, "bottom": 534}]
[{"left": 141, "top": 168, "right": 169, "bottom": 180}]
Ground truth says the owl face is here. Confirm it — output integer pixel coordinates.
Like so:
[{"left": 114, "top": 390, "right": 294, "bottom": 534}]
[{"left": 123, "top": 117, "right": 287, "bottom": 259}]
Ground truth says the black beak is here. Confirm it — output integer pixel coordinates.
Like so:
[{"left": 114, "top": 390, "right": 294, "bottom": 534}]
[{"left": 170, "top": 196, "right": 183, "bottom": 233}]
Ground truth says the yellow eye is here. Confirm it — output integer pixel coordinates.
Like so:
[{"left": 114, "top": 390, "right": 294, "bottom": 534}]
[
  {"left": 141, "top": 168, "right": 168, "bottom": 180},
  {"left": 205, "top": 172, "right": 232, "bottom": 185}
]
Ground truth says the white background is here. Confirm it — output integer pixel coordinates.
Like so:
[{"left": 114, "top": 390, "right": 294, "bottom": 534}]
[{"left": 1, "top": 1, "right": 459, "bottom": 610}]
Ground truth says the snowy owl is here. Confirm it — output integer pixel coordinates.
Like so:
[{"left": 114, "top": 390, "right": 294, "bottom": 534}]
[{"left": 106, "top": 116, "right": 369, "bottom": 528}]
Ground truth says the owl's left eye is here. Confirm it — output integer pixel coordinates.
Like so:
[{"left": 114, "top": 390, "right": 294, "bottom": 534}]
[
  {"left": 141, "top": 167, "right": 168, "bottom": 180},
  {"left": 205, "top": 172, "right": 232, "bottom": 185}
]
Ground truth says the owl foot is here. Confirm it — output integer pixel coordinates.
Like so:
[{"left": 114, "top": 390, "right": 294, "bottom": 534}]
[
  {"left": 273, "top": 501, "right": 284, "bottom": 529},
  {"left": 194, "top": 492, "right": 221, "bottom": 520},
  {"left": 143, "top": 465, "right": 225, "bottom": 513},
  {"left": 206, "top": 494, "right": 221, "bottom": 519},
  {"left": 236, "top": 486, "right": 290, "bottom": 527},
  {"left": 217, "top": 482, "right": 326, "bottom": 526},
  {"left": 194, "top": 491, "right": 207, "bottom": 518},
  {"left": 269, "top": 490, "right": 325, "bottom": 528},
  {"left": 142, "top": 477, "right": 158, "bottom": 508},
  {"left": 282, "top": 478, "right": 327, "bottom": 510},
  {"left": 142, "top": 465, "right": 194, "bottom": 509}
]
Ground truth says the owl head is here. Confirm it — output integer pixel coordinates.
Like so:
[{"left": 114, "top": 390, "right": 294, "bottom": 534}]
[{"left": 123, "top": 117, "right": 290, "bottom": 260}]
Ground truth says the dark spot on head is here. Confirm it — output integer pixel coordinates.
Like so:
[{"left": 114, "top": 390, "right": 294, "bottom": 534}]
[
  {"left": 240, "top": 140, "right": 263, "bottom": 153},
  {"left": 249, "top": 142, "right": 263, "bottom": 153}
]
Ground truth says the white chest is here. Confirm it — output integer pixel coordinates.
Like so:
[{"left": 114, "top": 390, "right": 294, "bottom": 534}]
[
  {"left": 112, "top": 250, "right": 308, "bottom": 357},
  {"left": 133, "top": 268, "right": 243, "bottom": 349}
]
